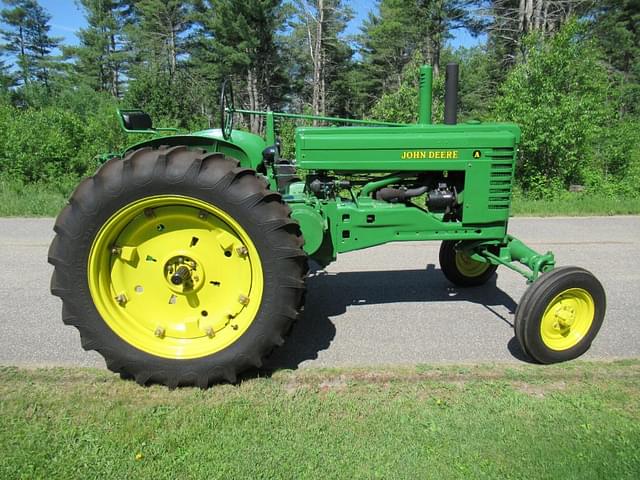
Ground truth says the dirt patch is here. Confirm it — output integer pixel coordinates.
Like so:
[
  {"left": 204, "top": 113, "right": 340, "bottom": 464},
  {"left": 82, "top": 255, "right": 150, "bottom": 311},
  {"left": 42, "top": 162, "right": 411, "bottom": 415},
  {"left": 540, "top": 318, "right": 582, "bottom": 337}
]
[{"left": 514, "top": 380, "right": 567, "bottom": 398}]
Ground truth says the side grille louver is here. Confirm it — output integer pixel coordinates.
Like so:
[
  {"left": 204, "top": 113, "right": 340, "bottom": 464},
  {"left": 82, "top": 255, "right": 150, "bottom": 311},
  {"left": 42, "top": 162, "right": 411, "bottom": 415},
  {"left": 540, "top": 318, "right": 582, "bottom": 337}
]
[{"left": 487, "top": 148, "right": 515, "bottom": 210}]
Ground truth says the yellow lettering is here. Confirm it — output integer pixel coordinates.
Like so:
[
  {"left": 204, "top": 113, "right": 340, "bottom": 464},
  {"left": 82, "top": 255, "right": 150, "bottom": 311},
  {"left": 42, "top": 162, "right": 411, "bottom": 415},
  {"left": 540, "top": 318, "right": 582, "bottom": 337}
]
[{"left": 401, "top": 150, "right": 460, "bottom": 159}]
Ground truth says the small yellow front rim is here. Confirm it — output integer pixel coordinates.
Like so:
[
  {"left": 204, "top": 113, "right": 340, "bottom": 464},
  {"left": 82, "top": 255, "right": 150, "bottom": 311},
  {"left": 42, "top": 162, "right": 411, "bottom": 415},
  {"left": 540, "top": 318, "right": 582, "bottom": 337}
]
[
  {"left": 540, "top": 288, "right": 595, "bottom": 351},
  {"left": 88, "top": 195, "right": 263, "bottom": 359},
  {"left": 455, "top": 251, "right": 491, "bottom": 277}
]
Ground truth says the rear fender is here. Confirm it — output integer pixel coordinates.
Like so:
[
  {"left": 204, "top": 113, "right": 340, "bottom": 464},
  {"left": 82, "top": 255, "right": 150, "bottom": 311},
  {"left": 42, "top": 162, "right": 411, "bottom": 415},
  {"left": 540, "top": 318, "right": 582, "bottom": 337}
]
[{"left": 122, "top": 129, "right": 267, "bottom": 170}]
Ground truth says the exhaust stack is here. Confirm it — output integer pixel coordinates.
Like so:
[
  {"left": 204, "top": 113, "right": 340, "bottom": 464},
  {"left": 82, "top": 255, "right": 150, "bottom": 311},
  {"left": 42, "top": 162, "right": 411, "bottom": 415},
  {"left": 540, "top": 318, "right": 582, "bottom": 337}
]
[{"left": 444, "top": 63, "right": 458, "bottom": 125}]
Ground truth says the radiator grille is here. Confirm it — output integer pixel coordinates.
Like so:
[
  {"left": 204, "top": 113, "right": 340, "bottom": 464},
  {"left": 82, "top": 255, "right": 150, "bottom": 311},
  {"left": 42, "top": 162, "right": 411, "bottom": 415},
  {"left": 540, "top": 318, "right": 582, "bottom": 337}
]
[{"left": 487, "top": 148, "right": 515, "bottom": 210}]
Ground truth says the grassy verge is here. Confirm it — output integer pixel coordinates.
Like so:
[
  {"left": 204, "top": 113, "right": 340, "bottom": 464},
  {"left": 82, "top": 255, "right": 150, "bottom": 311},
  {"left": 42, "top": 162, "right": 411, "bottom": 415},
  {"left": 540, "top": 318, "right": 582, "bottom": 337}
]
[
  {"left": 0, "top": 177, "right": 68, "bottom": 216},
  {"left": 511, "top": 192, "right": 640, "bottom": 216},
  {"left": 1, "top": 361, "right": 638, "bottom": 479}
]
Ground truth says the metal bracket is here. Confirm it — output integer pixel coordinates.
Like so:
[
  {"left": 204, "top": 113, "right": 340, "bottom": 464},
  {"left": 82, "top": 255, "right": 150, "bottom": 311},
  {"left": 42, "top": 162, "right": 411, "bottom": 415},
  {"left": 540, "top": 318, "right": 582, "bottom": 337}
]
[{"left": 461, "top": 235, "right": 555, "bottom": 283}]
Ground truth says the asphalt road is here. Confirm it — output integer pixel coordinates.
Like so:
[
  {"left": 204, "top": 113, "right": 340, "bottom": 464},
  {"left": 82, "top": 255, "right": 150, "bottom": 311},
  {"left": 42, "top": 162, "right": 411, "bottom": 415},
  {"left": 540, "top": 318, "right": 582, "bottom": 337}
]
[{"left": 0, "top": 216, "right": 638, "bottom": 371}]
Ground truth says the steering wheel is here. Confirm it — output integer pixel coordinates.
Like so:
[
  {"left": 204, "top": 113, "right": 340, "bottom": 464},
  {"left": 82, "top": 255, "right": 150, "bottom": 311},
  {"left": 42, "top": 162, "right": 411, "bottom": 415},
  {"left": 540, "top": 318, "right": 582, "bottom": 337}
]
[{"left": 220, "top": 78, "right": 235, "bottom": 140}]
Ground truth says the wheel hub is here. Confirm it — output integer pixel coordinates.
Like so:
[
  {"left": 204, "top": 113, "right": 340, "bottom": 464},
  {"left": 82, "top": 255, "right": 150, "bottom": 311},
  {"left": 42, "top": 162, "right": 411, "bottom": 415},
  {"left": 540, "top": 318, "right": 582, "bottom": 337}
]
[
  {"left": 164, "top": 255, "right": 203, "bottom": 292},
  {"left": 455, "top": 250, "right": 490, "bottom": 277},
  {"left": 540, "top": 288, "right": 595, "bottom": 351},
  {"left": 553, "top": 305, "right": 576, "bottom": 329}
]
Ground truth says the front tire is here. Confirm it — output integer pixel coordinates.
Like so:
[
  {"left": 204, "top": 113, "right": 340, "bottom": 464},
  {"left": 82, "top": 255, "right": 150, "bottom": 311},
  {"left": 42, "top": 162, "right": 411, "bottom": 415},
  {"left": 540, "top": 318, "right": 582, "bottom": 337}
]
[
  {"left": 48, "top": 146, "right": 307, "bottom": 387},
  {"left": 439, "top": 240, "right": 498, "bottom": 287},
  {"left": 514, "top": 266, "right": 605, "bottom": 363}
]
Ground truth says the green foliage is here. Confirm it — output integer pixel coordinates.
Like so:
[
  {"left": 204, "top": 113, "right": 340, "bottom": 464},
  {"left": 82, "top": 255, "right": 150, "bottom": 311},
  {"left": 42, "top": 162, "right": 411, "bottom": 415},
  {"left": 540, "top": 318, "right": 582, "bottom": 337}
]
[
  {"left": 123, "top": 68, "right": 207, "bottom": 130},
  {"left": 369, "top": 55, "right": 420, "bottom": 124},
  {"left": 0, "top": 88, "right": 127, "bottom": 185},
  {"left": 494, "top": 21, "right": 621, "bottom": 198},
  {"left": 0, "top": 0, "right": 639, "bottom": 212},
  {"left": 370, "top": 50, "right": 452, "bottom": 124},
  {"left": 455, "top": 46, "right": 494, "bottom": 120},
  {"left": 277, "top": 118, "right": 298, "bottom": 160},
  {"left": 589, "top": 0, "right": 640, "bottom": 116},
  {"left": 581, "top": 118, "right": 640, "bottom": 197}
]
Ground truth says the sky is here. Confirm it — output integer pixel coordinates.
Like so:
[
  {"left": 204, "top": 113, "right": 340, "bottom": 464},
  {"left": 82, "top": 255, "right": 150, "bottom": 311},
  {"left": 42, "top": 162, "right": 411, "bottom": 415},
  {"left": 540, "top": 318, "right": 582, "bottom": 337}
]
[{"left": 40, "top": 0, "right": 483, "bottom": 50}]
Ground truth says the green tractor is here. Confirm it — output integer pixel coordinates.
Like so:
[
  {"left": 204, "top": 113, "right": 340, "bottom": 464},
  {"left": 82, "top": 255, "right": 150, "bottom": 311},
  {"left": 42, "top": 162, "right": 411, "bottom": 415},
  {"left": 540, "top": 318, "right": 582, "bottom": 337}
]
[{"left": 48, "top": 64, "right": 606, "bottom": 387}]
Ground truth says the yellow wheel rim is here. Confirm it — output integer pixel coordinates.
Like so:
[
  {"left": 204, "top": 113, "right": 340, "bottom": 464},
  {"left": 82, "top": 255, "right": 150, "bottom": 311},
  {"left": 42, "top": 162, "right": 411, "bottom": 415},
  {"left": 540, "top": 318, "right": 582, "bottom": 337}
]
[
  {"left": 88, "top": 195, "right": 263, "bottom": 359},
  {"left": 540, "top": 288, "right": 595, "bottom": 351},
  {"left": 455, "top": 251, "right": 491, "bottom": 277}
]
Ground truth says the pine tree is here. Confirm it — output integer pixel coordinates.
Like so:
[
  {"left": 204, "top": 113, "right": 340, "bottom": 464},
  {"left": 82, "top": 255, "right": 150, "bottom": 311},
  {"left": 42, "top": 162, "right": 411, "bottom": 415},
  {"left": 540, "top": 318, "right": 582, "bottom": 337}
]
[
  {"left": 360, "top": 0, "right": 482, "bottom": 105},
  {"left": 72, "top": 0, "right": 133, "bottom": 97},
  {"left": 0, "top": 0, "right": 60, "bottom": 88},
  {"left": 0, "top": 54, "right": 15, "bottom": 92},
  {"left": 121, "top": 0, "right": 198, "bottom": 125},
  {"left": 289, "top": 0, "right": 354, "bottom": 119},
  {"left": 22, "top": 0, "right": 58, "bottom": 87},
  {"left": 129, "top": 0, "right": 192, "bottom": 78},
  {"left": 359, "top": 0, "right": 414, "bottom": 97},
  {"left": 1, "top": 0, "right": 30, "bottom": 85},
  {"left": 194, "top": 0, "right": 289, "bottom": 133}
]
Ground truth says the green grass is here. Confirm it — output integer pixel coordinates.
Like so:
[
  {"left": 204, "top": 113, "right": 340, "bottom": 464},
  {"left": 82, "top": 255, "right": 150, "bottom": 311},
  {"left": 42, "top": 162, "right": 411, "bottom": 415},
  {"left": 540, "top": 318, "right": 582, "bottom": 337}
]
[
  {"left": 1, "top": 361, "right": 639, "bottom": 479},
  {"left": 511, "top": 192, "right": 640, "bottom": 216},
  {"left": 0, "top": 177, "right": 68, "bottom": 216}
]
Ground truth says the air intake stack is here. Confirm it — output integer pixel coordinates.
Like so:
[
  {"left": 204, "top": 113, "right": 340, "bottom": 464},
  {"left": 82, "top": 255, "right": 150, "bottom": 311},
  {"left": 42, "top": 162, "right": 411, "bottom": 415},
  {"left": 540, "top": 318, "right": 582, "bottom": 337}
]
[{"left": 418, "top": 65, "right": 433, "bottom": 125}]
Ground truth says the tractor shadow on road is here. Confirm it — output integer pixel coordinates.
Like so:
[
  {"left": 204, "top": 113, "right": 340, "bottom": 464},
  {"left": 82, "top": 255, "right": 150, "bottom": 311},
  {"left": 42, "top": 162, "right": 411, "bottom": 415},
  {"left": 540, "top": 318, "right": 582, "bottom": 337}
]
[{"left": 260, "top": 263, "right": 532, "bottom": 376}]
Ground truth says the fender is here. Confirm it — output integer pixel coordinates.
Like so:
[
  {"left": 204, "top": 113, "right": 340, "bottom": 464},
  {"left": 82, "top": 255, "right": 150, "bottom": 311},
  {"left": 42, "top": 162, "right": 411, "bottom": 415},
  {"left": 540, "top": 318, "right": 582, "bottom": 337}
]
[{"left": 122, "top": 128, "right": 267, "bottom": 171}]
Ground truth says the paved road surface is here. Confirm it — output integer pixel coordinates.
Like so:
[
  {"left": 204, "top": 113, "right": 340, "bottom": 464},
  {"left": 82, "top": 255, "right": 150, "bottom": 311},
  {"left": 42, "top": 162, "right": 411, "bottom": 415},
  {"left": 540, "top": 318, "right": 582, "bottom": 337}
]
[{"left": 0, "top": 216, "right": 638, "bottom": 371}]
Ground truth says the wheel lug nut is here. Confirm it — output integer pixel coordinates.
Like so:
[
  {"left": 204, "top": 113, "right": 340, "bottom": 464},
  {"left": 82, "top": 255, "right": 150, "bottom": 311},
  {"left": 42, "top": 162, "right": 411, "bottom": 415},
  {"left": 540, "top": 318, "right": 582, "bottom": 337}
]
[
  {"left": 236, "top": 246, "right": 248, "bottom": 257},
  {"left": 238, "top": 294, "right": 250, "bottom": 306},
  {"left": 115, "top": 293, "right": 127, "bottom": 306},
  {"left": 154, "top": 326, "right": 165, "bottom": 338},
  {"left": 205, "top": 327, "right": 215, "bottom": 338}
]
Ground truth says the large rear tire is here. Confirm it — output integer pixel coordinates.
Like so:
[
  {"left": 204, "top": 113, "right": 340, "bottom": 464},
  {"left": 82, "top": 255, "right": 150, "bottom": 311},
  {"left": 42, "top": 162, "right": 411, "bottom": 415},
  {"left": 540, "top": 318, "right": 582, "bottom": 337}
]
[{"left": 48, "top": 146, "right": 307, "bottom": 387}]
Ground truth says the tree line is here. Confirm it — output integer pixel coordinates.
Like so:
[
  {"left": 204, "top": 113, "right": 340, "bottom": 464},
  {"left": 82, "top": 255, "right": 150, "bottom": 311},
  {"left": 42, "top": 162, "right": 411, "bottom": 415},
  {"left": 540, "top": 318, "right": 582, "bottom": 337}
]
[{"left": 1, "top": 0, "right": 639, "bottom": 199}]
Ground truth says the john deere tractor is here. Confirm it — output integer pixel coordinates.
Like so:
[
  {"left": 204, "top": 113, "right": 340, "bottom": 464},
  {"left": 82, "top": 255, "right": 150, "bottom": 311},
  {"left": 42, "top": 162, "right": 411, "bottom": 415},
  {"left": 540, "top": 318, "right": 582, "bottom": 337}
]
[{"left": 48, "top": 64, "right": 606, "bottom": 387}]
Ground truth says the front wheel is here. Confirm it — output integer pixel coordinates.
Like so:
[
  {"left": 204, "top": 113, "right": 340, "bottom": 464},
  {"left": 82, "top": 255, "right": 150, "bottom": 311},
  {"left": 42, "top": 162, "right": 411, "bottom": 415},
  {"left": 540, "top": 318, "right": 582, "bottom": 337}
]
[
  {"left": 514, "top": 266, "right": 606, "bottom": 363},
  {"left": 48, "top": 146, "right": 307, "bottom": 387},
  {"left": 439, "top": 240, "right": 498, "bottom": 287}
]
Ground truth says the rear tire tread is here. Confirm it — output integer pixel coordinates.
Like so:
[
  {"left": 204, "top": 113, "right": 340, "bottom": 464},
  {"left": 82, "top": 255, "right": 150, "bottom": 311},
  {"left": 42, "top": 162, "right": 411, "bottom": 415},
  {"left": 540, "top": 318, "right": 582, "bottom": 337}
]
[{"left": 49, "top": 145, "right": 308, "bottom": 387}]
